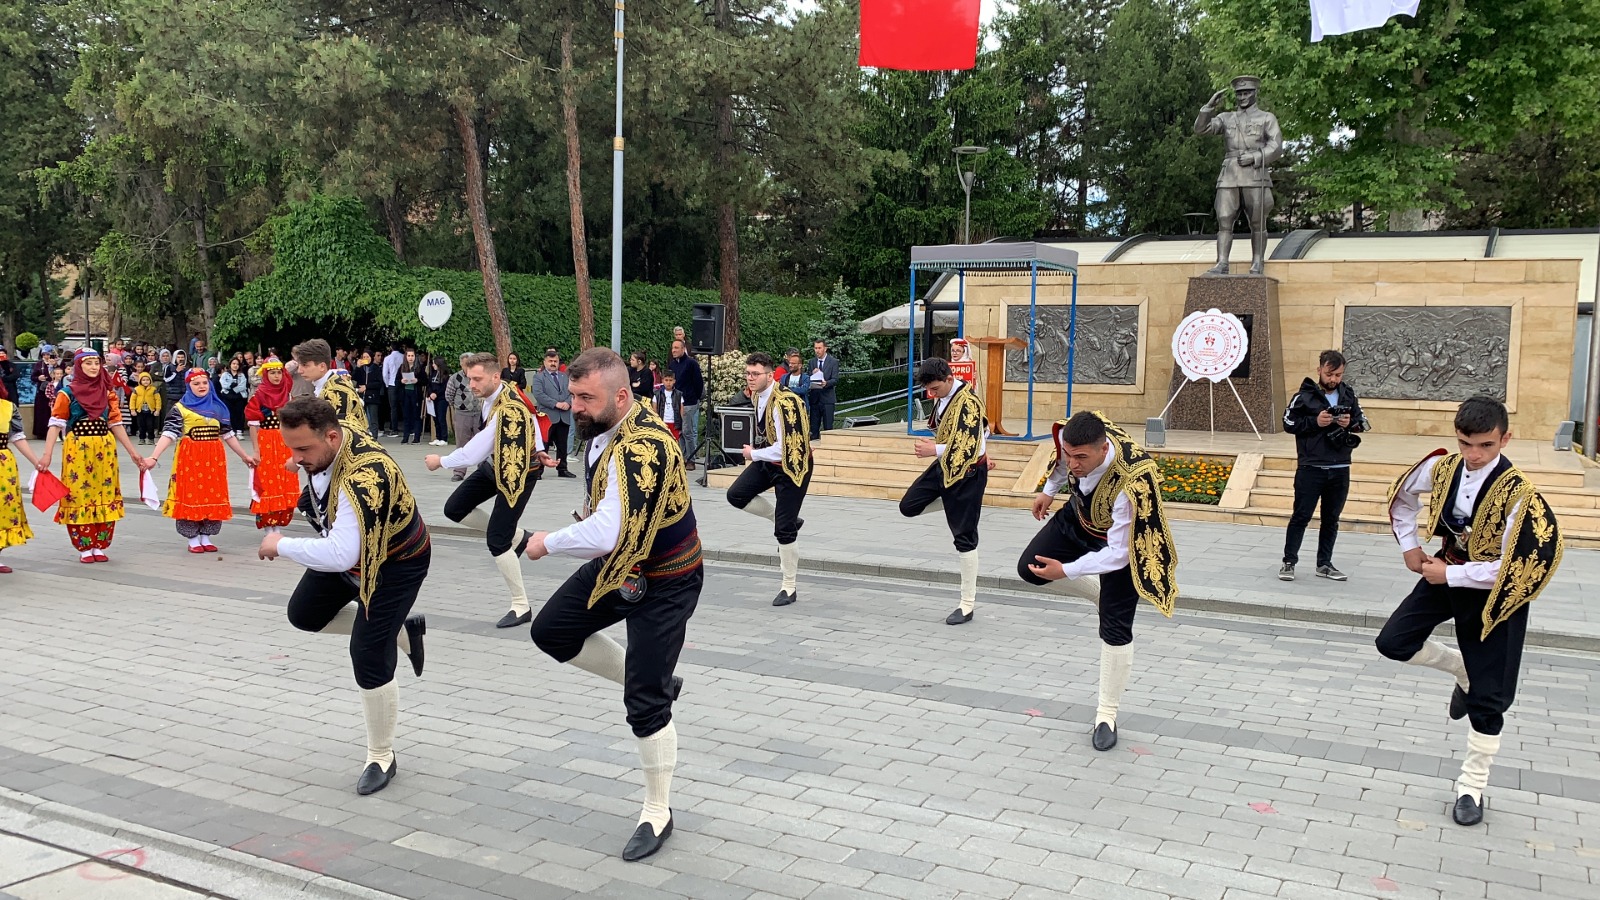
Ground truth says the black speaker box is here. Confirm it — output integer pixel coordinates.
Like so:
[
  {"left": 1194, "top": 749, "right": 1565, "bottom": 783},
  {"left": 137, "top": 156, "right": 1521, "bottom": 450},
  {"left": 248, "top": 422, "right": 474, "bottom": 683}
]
[{"left": 691, "top": 303, "right": 725, "bottom": 355}]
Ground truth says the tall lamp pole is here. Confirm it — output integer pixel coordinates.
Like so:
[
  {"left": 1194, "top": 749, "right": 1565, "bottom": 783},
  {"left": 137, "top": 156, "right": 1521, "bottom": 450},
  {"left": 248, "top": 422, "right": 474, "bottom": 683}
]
[
  {"left": 954, "top": 145, "right": 988, "bottom": 243},
  {"left": 609, "top": 0, "right": 626, "bottom": 352}
]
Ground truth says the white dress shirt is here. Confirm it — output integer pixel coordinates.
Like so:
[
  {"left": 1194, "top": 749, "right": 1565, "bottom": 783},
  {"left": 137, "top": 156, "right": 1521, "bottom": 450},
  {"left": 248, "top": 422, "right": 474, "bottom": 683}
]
[
  {"left": 1042, "top": 439, "right": 1132, "bottom": 579},
  {"left": 544, "top": 417, "right": 624, "bottom": 559},
  {"left": 750, "top": 384, "right": 783, "bottom": 464},
  {"left": 1389, "top": 454, "right": 1514, "bottom": 589},
  {"left": 313, "top": 370, "right": 334, "bottom": 397},
  {"left": 932, "top": 380, "right": 986, "bottom": 458},
  {"left": 277, "top": 463, "right": 361, "bottom": 573},
  {"left": 382, "top": 351, "right": 403, "bottom": 387},
  {"left": 438, "top": 385, "right": 544, "bottom": 470}
]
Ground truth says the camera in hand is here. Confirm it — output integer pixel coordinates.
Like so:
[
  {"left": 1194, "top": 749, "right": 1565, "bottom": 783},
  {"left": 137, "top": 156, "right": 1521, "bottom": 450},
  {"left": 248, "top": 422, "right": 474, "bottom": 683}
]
[{"left": 1328, "top": 405, "right": 1351, "bottom": 418}]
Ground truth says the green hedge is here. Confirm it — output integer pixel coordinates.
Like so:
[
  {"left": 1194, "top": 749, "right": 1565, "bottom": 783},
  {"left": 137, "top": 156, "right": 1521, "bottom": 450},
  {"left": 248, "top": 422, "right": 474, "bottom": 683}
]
[{"left": 214, "top": 195, "right": 821, "bottom": 363}]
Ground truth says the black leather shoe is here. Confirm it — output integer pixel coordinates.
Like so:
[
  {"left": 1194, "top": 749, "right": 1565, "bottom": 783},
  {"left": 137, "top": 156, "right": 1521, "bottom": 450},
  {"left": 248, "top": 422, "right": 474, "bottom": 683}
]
[
  {"left": 772, "top": 590, "right": 797, "bottom": 607},
  {"left": 1452, "top": 793, "right": 1482, "bottom": 826},
  {"left": 403, "top": 615, "right": 426, "bottom": 677},
  {"left": 622, "top": 816, "right": 673, "bottom": 861},
  {"left": 558, "top": 469, "right": 577, "bottom": 478},
  {"left": 356, "top": 758, "right": 397, "bottom": 795},
  {"left": 496, "top": 610, "right": 532, "bottom": 629},
  {"left": 1092, "top": 722, "right": 1118, "bottom": 751},
  {"left": 1449, "top": 684, "right": 1468, "bottom": 721},
  {"left": 945, "top": 608, "right": 972, "bottom": 625}
]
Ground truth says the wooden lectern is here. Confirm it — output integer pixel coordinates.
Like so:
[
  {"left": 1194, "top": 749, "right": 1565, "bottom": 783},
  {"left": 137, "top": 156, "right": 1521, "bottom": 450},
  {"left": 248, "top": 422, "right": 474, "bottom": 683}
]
[{"left": 967, "top": 336, "right": 1027, "bottom": 436}]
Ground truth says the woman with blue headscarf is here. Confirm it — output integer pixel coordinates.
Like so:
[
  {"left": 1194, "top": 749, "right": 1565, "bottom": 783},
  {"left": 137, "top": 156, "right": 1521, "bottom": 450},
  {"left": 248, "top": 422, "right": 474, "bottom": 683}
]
[{"left": 144, "top": 368, "right": 258, "bottom": 552}]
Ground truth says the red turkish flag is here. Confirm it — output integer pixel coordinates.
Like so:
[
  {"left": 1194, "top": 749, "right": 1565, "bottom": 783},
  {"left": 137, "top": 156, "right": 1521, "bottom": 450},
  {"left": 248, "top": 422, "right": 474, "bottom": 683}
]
[{"left": 859, "top": 0, "right": 980, "bottom": 71}]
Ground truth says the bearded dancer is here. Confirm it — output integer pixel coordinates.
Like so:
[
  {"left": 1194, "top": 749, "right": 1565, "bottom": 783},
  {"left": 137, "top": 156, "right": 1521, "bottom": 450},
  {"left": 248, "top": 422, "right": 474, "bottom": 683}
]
[
  {"left": 246, "top": 359, "right": 300, "bottom": 533},
  {"left": 0, "top": 381, "right": 44, "bottom": 572},
  {"left": 1375, "top": 396, "right": 1562, "bottom": 827},
  {"left": 1017, "top": 411, "right": 1178, "bottom": 751},
  {"left": 898, "top": 357, "right": 988, "bottom": 625},
  {"left": 725, "top": 352, "right": 811, "bottom": 607},
  {"left": 292, "top": 339, "right": 368, "bottom": 434},
  {"left": 524, "top": 349, "right": 700, "bottom": 862},
  {"left": 145, "top": 369, "right": 259, "bottom": 552},
  {"left": 425, "top": 352, "right": 553, "bottom": 628},
  {"left": 259, "top": 397, "right": 427, "bottom": 795},
  {"left": 39, "top": 349, "right": 149, "bottom": 562}
]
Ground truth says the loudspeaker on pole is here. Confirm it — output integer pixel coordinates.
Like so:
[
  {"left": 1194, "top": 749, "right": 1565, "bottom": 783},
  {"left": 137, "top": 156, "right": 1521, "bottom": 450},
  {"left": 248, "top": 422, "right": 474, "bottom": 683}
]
[{"left": 691, "top": 303, "right": 725, "bottom": 355}]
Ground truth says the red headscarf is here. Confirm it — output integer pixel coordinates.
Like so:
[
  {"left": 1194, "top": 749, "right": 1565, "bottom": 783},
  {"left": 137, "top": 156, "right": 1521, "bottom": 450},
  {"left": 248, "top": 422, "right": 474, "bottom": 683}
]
[
  {"left": 245, "top": 358, "right": 292, "bottom": 422},
  {"left": 70, "top": 349, "right": 114, "bottom": 419}
]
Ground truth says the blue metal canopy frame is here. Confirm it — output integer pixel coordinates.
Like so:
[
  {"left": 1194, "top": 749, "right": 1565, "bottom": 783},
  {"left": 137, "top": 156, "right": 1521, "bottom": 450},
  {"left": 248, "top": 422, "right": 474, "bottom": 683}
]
[{"left": 907, "top": 242, "right": 1080, "bottom": 441}]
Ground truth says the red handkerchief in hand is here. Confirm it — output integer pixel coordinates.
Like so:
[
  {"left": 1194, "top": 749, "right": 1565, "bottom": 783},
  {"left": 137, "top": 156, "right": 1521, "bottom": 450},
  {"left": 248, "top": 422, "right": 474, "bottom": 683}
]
[{"left": 30, "top": 470, "right": 69, "bottom": 511}]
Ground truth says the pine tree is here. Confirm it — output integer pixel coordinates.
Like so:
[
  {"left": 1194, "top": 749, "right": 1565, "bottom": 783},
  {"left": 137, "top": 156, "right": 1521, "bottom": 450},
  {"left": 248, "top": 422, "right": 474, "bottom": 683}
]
[{"left": 805, "top": 279, "right": 874, "bottom": 370}]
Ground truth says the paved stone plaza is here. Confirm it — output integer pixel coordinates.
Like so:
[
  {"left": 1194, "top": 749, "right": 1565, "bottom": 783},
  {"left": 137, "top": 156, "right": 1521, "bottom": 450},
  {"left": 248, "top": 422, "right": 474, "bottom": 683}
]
[{"left": 0, "top": 455, "right": 1597, "bottom": 899}]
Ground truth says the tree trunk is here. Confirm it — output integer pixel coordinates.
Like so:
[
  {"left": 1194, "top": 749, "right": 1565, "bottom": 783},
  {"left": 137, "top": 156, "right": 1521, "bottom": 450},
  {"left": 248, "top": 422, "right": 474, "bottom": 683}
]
[
  {"left": 190, "top": 201, "right": 217, "bottom": 340},
  {"left": 383, "top": 189, "right": 408, "bottom": 263},
  {"left": 451, "top": 103, "right": 513, "bottom": 362},
  {"left": 561, "top": 22, "right": 595, "bottom": 351},
  {"left": 2, "top": 304, "right": 15, "bottom": 358},
  {"left": 713, "top": 0, "right": 740, "bottom": 350}
]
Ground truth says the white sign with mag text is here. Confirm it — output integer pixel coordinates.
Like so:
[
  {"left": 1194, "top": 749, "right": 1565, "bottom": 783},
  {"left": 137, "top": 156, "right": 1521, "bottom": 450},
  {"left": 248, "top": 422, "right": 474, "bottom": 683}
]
[
  {"left": 418, "top": 290, "right": 453, "bottom": 330},
  {"left": 1171, "top": 308, "right": 1249, "bottom": 383}
]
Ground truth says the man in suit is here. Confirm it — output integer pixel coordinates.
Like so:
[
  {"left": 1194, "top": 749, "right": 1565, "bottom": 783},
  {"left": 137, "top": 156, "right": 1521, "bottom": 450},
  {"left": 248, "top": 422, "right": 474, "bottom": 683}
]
[
  {"left": 805, "top": 339, "right": 840, "bottom": 441},
  {"left": 531, "top": 348, "right": 577, "bottom": 478}
]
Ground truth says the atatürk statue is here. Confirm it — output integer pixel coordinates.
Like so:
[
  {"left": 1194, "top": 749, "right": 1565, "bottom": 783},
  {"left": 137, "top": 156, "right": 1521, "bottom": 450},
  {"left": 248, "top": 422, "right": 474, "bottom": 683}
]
[{"left": 1195, "top": 76, "right": 1282, "bottom": 276}]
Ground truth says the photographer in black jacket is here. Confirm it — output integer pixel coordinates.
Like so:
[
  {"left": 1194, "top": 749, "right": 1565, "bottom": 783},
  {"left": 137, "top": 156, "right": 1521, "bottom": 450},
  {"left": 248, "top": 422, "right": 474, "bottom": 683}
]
[{"left": 1280, "top": 350, "right": 1366, "bottom": 582}]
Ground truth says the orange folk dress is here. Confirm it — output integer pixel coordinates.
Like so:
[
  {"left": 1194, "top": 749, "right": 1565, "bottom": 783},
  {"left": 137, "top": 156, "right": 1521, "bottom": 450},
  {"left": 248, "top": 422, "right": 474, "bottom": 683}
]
[
  {"left": 162, "top": 403, "right": 234, "bottom": 534},
  {"left": 248, "top": 408, "right": 298, "bottom": 528}
]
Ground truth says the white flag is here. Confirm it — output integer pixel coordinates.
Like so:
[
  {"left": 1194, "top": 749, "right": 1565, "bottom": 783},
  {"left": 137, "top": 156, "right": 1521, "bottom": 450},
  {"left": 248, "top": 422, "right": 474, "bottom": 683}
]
[{"left": 1310, "top": 0, "right": 1420, "bottom": 42}]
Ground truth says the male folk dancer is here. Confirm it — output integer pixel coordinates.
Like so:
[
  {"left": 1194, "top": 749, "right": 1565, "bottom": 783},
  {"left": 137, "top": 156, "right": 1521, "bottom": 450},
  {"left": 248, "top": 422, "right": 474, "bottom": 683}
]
[
  {"left": 898, "top": 357, "right": 987, "bottom": 625},
  {"left": 292, "top": 339, "right": 368, "bottom": 433},
  {"left": 425, "top": 353, "right": 552, "bottom": 629},
  {"left": 726, "top": 352, "right": 811, "bottom": 606},
  {"left": 1375, "top": 396, "right": 1561, "bottom": 826},
  {"left": 1017, "top": 411, "right": 1178, "bottom": 751},
  {"left": 524, "top": 349, "right": 701, "bottom": 861},
  {"left": 259, "top": 398, "right": 427, "bottom": 795}
]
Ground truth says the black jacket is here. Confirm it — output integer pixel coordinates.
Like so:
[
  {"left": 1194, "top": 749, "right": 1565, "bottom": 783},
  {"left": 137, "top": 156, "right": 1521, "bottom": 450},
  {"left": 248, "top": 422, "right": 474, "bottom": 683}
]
[{"left": 1282, "top": 377, "right": 1367, "bottom": 467}]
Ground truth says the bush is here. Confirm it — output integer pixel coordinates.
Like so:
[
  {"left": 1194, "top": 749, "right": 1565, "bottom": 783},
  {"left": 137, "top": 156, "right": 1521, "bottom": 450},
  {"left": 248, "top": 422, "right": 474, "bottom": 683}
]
[
  {"left": 213, "top": 196, "right": 822, "bottom": 364},
  {"left": 14, "top": 332, "right": 39, "bottom": 355}
]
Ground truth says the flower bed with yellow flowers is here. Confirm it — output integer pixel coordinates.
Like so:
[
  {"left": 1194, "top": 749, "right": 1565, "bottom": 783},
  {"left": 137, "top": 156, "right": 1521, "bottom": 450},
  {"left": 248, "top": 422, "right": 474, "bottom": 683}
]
[{"left": 1155, "top": 455, "right": 1233, "bottom": 505}]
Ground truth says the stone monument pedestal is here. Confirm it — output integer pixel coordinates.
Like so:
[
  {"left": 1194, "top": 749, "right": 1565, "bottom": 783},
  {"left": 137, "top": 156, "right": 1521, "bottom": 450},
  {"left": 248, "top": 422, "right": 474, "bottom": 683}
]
[{"left": 1165, "top": 276, "right": 1284, "bottom": 433}]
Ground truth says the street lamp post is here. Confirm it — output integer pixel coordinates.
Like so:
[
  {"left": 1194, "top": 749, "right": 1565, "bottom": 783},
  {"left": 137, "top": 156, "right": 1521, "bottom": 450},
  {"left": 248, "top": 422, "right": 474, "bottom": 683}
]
[{"left": 954, "top": 145, "right": 989, "bottom": 244}]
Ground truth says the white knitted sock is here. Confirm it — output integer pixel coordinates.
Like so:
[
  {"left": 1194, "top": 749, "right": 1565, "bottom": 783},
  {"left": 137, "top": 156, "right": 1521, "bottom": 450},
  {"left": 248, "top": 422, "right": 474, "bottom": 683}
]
[
  {"left": 458, "top": 508, "right": 491, "bottom": 533},
  {"left": 958, "top": 550, "right": 979, "bottom": 615},
  {"left": 494, "top": 548, "right": 529, "bottom": 615},
  {"left": 741, "top": 495, "right": 775, "bottom": 521},
  {"left": 1456, "top": 727, "right": 1500, "bottom": 802},
  {"left": 360, "top": 681, "right": 398, "bottom": 768},
  {"left": 637, "top": 721, "right": 677, "bottom": 833},
  {"left": 1407, "top": 639, "right": 1470, "bottom": 690},
  {"left": 569, "top": 633, "right": 626, "bottom": 685},
  {"left": 320, "top": 607, "right": 357, "bottom": 635},
  {"left": 779, "top": 543, "right": 799, "bottom": 593},
  {"left": 1096, "top": 642, "right": 1134, "bottom": 727}
]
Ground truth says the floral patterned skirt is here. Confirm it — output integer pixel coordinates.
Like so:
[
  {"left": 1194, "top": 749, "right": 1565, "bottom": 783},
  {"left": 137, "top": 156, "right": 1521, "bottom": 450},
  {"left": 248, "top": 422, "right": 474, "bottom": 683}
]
[
  {"left": 54, "top": 433, "right": 125, "bottom": 526},
  {"left": 0, "top": 449, "right": 32, "bottom": 549},
  {"left": 163, "top": 437, "right": 233, "bottom": 521}
]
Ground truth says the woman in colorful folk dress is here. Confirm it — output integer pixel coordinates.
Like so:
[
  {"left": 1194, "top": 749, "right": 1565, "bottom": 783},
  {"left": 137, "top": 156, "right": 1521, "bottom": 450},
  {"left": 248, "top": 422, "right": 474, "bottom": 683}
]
[
  {"left": 145, "top": 368, "right": 258, "bottom": 553},
  {"left": 245, "top": 359, "right": 299, "bottom": 534},
  {"left": 0, "top": 380, "right": 45, "bottom": 573},
  {"left": 38, "top": 349, "right": 149, "bottom": 563}
]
